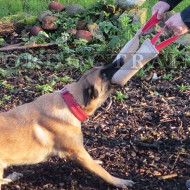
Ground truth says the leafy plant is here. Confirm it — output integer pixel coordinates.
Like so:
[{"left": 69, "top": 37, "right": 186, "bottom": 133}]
[
  {"left": 177, "top": 84, "right": 190, "bottom": 92},
  {"left": 136, "top": 69, "right": 146, "bottom": 78},
  {"left": 99, "top": 21, "right": 119, "bottom": 36},
  {"left": 0, "top": 68, "right": 9, "bottom": 77},
  {"left": 65, "top": 57, "right": 80, "bottom": 69},
  {"left": 162, "top": 72, "right": 173, "bottom": 81},
  {"left": 116, "top": 91, "right": 129, "bottom": 100},
  {"left": 16, "top": 53, "right": 42, "bottom": 69},
  {"left": 36, "top": 84, "right": 54, "bottom": 94},
  {"left": 3, "top": 94, "right": 11, "bottom": 100},
  {"left": 0, "top": 80, "right": 14, "bottom": 90},
  {"left": 0, "top": 38, "right": 5, "bottom": 45},
  {"left": 55, "top": 75, "right": 70, "bottom": 83}
]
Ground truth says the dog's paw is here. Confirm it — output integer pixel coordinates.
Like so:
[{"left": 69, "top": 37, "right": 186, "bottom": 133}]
[
  {"left": 113, "top": 177, "right": 135, "bottom": 188},
  {"left": 0, "top": 178, "right": 12, "bottom": 184}
]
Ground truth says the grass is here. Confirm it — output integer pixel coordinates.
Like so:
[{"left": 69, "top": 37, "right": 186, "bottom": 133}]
[
  {"left": 141, "top": 0, "right": 190, "bottom": 18},
  {"left": 0, "top": 0, "right": 189, "bottom": 19},
  {"left": 0, "top": 0, "right": 97, "bottom": 18}
]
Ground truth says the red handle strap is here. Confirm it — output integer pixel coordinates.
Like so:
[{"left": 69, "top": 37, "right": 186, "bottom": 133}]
[
  {"left": 142, "top": 14, "right": 179, "bottom": 51},
  {"left": 155, "top": 35, "right": 179, "bottom": 51},
  {"left": 150, "top": 25, "right": 179, "bottom": 51},
  {"left": 142, "top": 13, "right": 160, "bottom": 33},
  {"left": 151, "top": 25, "right": 166, "bottom": 45}
]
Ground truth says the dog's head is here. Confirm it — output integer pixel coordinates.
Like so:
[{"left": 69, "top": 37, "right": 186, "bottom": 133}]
[{"left": 78, "top": 58, "right": 124, "bottom": 115}]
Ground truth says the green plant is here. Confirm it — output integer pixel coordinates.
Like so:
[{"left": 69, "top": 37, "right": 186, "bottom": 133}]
[
  {"left": 65, "top": 57, "right": 80, "bottom": 69},
  {"left": 16, "top": 53, "right": 42, "bottom": 69},
  {"left": 0, "top": 80, "right": 14, "bottom": 90},
  {"left": 3, "top": 94, "right": 11, "bottom": 100},
  {"left": 136, "top": 69, "right": 146, "bottom": 78},
  {"left": 56, "top": 32, "right": 70, "bottom": 46},
  {"left": 99, "top": 21, "right": 119, "bottom": 36},
  {"left": 0, "top": 68, "right": 8, "bottom": 78},
  {"left": 60, "top": 76, "right": 70, "bottom": 83},
  {"left": 0, "top": 38, "right": 5, "bottom": 45},
  {"left": 36, "top": 84, "right": 54, "bottom": 94},
  {"left": 116, "top": 91, "right": 129, "bottom": 100},
  {"left": 157, "top": 43, "right": 189, "bottom": 69},
  {"left": 162, "top": 72, "right": 173, "bottom": 81},
  {"left": 26, "top": 31, "right": 50, "bottom": 45},
  {"left": 55, "top": 75, "right": 70, "bottom": 83},
  {"left": 54, "top": 12, "right": 78, "bottom": 31},
  {"left": 177, "top": 84, "right": 190, "bottom": 92}
]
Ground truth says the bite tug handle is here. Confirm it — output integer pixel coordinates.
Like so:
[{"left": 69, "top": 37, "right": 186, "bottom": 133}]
[{"left": 142, "top": 13, "right": 160, "bottom": 33}]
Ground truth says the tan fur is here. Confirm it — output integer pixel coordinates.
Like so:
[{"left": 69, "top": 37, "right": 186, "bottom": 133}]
[{"left": 0, "top": 67, "right": 134, "bottom": 189}]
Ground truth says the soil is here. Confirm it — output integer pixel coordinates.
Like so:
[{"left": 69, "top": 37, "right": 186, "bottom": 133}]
[{"left": 0, "top": 44, "right": 190, "bottom": 190}]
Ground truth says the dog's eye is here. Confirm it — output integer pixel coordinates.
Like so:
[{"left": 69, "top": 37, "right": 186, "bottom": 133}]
[{"left": 103, "top": 73, "right": 106, "bottom": 78}]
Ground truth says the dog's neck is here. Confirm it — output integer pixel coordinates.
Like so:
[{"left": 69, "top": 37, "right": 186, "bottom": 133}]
[
  {"left": 61, "top": 88, "right": 88, "bottom": 121},
  {"left": 66, "top": 83, "right": 84, "bottom": 106},
  {"left": 65, "top": 83, "right": 98, "bottom": 117}
]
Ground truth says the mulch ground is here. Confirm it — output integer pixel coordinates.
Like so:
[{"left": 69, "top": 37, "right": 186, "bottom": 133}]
[{"left": 0, "top": 45, "right": 189, "bottom": 190}]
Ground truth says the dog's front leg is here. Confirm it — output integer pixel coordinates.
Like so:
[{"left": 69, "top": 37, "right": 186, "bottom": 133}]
[
  {"left": 0, "top": 165, "right": 4, "bottom": 190},
  {"left": 0, "top": 166, "right": 12, "bottom": 190},
  {"left": 72, "top": 148, "right": 134, "bottom": 188},
  {"left": 0, "top": 166, "right": 2, "bottom": 190}
]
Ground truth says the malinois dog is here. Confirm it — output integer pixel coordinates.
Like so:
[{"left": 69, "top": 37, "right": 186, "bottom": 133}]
[{"left": 0, "top": 58, "right": 134, "bottom": 189}]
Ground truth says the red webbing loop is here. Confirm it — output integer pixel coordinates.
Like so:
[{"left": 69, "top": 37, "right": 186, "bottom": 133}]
[
  {"left": 149, "top": 24, "right": 180, "bottom": 51},
  {"left": 142, "top": 13, "right": 160, "bottom": 33},
  {"left": 151, "top": 25, "right": 166, "bottom": 45},
  {"left": 140, "top": 14, "right": 180, "bottom": 51},
  {"left": 155, "top": 35, "right": 180, "bottom": 51}
]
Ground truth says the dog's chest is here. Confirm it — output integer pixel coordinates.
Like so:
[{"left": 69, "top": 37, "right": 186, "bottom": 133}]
[{"left": 51, "top": 109, "right": 81, "bottom": 127}]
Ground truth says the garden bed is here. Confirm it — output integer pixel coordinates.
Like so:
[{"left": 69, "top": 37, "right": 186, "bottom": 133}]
[
  {"left": 0, "top": 1, "right": 190, "bottom": 190},
  {"left": 0, "top": 45, "right": 189, "bottom": 190}
]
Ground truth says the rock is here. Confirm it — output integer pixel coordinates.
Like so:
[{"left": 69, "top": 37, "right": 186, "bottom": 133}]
[
  {"left": 116, "top": 0, "right": 146, "bottom": 9},
  {"left": 152, "top": 73, "right": 159, "bottom": 81},
  {"left": 87, "top": 23, "right": 104, "bottom": 40},
  {"left": 175, "top": 33, "right": 190, "bottom": 46},
  {"left": 7, "top": 172, "right": 23, "bottom": 182},
  {"left": 76, "top": 20, "right": 86, "bottom": 30},
  {"left": 65, "top": 4, "right": 84, "bottom": 15},
  {"left": 49, "top": 1, "right": 65, "bottom": 12},
  {"left": 66, "top": 28, "right": 77, "bottom": 35},
  {"left": 42, "top": 16, "right": 58, "bottom": 30},
  {"left": 75, "top": 30, "right": 92, "bottom": 43},
  {"left": 128, "top": 8, "right": 147, "bottom": 25},
  {"left": 30, "top": 26, "right": 44, "bottom": 36},
  {"left": 102, "top": 4, "right": 116, "bottom": 14},
  {"left": 38, "top": 10, "right": 52, "bottom": 22}
]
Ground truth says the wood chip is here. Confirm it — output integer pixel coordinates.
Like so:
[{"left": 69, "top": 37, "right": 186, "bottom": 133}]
[{"left": 159, "top": 174, "right": 178, "bottom": 180}]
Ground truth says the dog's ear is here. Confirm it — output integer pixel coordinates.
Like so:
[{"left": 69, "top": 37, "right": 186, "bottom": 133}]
[{"left": 83, "top": 86, "right": 99, "bottom": 107}]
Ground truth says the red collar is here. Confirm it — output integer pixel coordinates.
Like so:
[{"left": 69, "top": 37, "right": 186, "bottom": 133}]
[{"left": 61, "top": 88, "right": 88, "bottom": 121}]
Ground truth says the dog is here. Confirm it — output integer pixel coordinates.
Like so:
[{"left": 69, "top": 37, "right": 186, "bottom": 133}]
[{"left": 0, "top": 58, "right": 134, "bottom": 189}]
